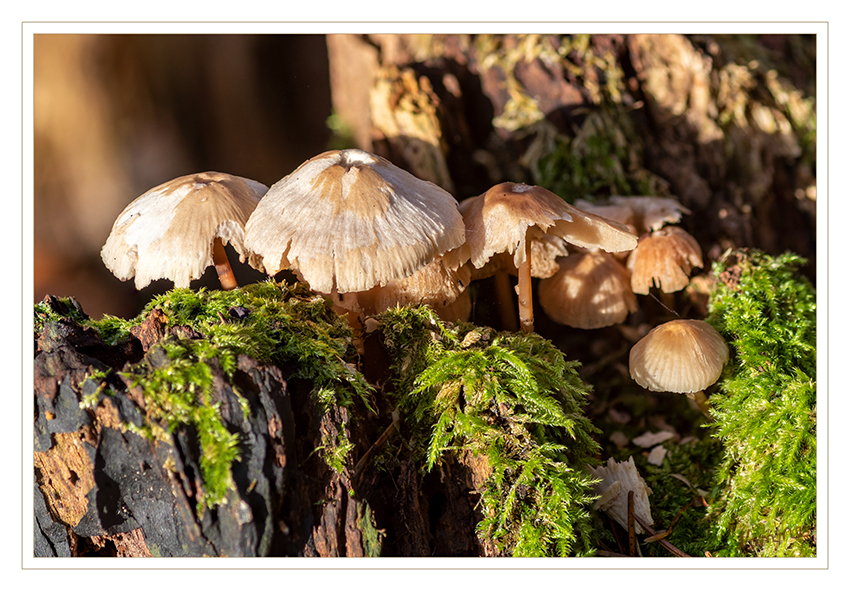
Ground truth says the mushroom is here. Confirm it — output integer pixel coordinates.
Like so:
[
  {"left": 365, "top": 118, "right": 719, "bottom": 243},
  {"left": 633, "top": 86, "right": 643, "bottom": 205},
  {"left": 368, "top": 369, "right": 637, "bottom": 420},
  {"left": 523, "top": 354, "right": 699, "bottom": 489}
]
[
  {"left": 573, "top": 199, "right": 637, "bottom": 235},
  {"left": 587, "top": 456, "right": 654, "bottom": 534},
  {"left": 445, "top": 182, "right": 637, "bottom": 333},
  {"left": 101, "top": 171, "right": 267, "bottom": 291},
  {"left": 627, "top": 226, "right": 703, "bottom": 295},
  {"left": 628, "top": 319, "right": 729, "bottom": 415},
  {"left": 609, "top": 195, "right": 691, "bottom": 233},
  {"left": 538, "top": 251, "right": 637, "bottom": 329},
  {"left": 243, "top": 148, "right": 465, "bottom": 295},
  {"left": 332, "top": 257, "right": 471, "bottom": 323}
]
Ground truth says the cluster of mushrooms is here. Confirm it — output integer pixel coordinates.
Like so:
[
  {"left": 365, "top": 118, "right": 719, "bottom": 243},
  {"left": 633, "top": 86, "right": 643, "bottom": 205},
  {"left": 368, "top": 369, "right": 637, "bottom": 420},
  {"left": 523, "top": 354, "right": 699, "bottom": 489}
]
[{"left": 100, "top": 148, "right": 729, "bottom": 411}]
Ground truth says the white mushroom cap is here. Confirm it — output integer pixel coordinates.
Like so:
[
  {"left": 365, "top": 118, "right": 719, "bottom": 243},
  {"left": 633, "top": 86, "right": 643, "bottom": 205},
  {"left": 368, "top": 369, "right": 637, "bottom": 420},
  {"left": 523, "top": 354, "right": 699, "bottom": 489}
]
[
  {"left": 629, "top": 319, "right": 729, "bottom": 393},
  {"left": 243, "top": 149, "right": 465, "bottom": 294},
  {"left": 588, "top": 456, "right": 654, "bottom": 534},
  {"left": 332, "top": 257, "right": 471, "bottom": 317},
  {"left": 627, "top": 226, "right": 703, "bottom": 294},
  {"left": 100, "top": 171, "right": 267, "bottom": 289},
  {"left": 445, "top": 182, "right": 638, "bottom": 272},
  {"left": 538, "top": 251, "right": 637, "bottom": 329}
]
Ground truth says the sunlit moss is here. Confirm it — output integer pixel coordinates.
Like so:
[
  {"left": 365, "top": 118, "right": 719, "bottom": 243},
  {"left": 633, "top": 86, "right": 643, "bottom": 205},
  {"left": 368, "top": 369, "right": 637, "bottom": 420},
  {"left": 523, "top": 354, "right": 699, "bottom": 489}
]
[
  {"left": 379, "top": 305, "right": 600, "bottom": 556},
  {"left": 39, "top": 280, "right": 374, "bottom": 510},
  {"left": 705, "top": 249, "right": 816, "bottom": 557}
]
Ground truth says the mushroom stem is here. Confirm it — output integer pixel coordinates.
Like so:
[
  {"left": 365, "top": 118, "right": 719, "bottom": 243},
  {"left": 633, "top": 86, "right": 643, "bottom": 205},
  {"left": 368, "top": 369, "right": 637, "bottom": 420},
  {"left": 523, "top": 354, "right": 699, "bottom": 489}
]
[
  {"left": 686, "top": 390, "right": 711, "bottom": 418},
  {"left": 212, "top": 237, "right": 239, "bottom": 291},
  {"left": 331, "top": 292, "right": 366, "bottom": 354},
  {"left": 517, "top": 239, "right": 534, "bottom": 333}
]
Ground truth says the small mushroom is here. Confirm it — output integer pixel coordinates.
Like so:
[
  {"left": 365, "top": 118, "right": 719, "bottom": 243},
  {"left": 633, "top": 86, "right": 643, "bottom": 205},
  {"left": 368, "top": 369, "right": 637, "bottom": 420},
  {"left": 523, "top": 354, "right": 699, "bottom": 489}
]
[
  {"left": 243, "top": 148, "right": 465, "bottom": 295},
  {"left": 101, "top": 171, "right": 267, "bottom": 290},
  {"left": 588, "top": 456, "right": 654, "bottom": 534},
  {"left": 445, "top": 182, "right": 637, "bottom": 333},
  {"left": 573, "top": 199, "right": 637, "bottom": 235},
  {"left": 629, "top": 319, "right": 729, "bottom": 415},
  {"left": 538, "top": 251, "right": 637, "bottom": 329},
  {"left": 627, "top": 226, "right": 703, "bottom": 295},
  {"left": 609, "top": 195, "right": 691, "bottom": 233}
]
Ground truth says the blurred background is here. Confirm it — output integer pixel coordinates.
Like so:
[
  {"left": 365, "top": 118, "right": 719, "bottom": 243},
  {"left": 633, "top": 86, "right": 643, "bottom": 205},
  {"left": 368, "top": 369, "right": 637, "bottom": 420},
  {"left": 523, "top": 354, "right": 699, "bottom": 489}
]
[
  {"left": 33, "top": 33, "right": 817, "bottom": 322},
  {"left": 34, "top": 34, "right": 335, "bottom": 319}
]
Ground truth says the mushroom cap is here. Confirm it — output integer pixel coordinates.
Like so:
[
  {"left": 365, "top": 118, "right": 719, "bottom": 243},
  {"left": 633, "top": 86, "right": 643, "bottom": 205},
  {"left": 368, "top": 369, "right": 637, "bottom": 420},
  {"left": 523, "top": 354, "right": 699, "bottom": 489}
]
[
  {"left": 100, "top": 171, "right": 267, "bottom": 289},
  {"left": 332, "top": 257, "right": 471, "bottom": 317},
  {"left": 573, "top": 199, "right": 637, "bottom": 234},
  {"left": 588, "top": 456, "right": 653, "bottom": 534},
  {"left": 609, "top": 195, "right": 691, "bottom": 234},
  {"left": 629, "top": 319, "right": 729, "bottom": 393},
  {"left": 539, "top": 251, "right": 637, "bottom": 329},
  {"left": 243, "top": 149, "right": 465, "bottom": 294},
  {"left": 465, "top": 233, "right": 570, "bottom": 281},
  {"left": 627, "top": 226, "right": 703, "bottom": 294},
  {"left": 444, "top": 182, "right": 637, "bottom": 272}
]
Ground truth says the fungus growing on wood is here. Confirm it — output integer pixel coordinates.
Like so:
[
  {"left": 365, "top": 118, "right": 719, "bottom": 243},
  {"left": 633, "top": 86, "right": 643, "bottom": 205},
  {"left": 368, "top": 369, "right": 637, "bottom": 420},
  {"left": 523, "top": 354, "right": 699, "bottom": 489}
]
[
  {"left": 445, "top": 182, "right": 637, "bottom": 333},
  {"left": 100, "top": 171, "right": 267, "bottom": 290},
  {"left": 629, "top": 319, "right": 729, "bottom": 415},
  {"left": 538, "top": 251, "right": 638, "bottom": 329},
  {"left": 243, "top": 148, "right": 465, "bottom": 295},
  {"left": 627, "top": 226, "right": 704, "bottom": 295}
]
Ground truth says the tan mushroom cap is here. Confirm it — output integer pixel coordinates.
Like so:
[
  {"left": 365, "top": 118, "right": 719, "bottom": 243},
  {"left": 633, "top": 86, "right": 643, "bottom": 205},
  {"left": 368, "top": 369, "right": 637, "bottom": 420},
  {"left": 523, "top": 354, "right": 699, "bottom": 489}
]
[
  {"left": 629, "top": 319, "right": 729, "bottom": 393},
  {"left": 627, "top": 226, "right": 703, "bottom": 294},
  {"left": 445, "top": 182, "right": 638, "bottom": 272},
  {"left": 573, "top": 199, "right": 637, "bottom": 234},
  {"left": 539, "top": 251, "right": 637, "bottom": 329},
  {"left": 100, "top": 171, "right": 267, "bottom": 290},
  {"left": 243, "top": 149, "right": 465, "bottom": 294},
  {"left": 465, "top": 233, "right": 569, "bottom": 281},
  {"left": 609, "top": 195, "right": 691, "bottom": 234}
]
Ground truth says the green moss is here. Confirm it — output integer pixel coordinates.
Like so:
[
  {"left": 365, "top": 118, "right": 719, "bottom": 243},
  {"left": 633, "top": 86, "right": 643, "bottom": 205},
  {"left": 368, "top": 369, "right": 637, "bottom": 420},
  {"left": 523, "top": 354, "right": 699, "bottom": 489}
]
[
  {"left": 91, "top": 281, "right": 373, "bottom": 410},
  {"left": 119, "top": 338, "right": 242, "bottom": 509},
  {"left": 704, "top": 249, "right": 816, "bottom": 557},
  {"left": 355, "top": 500, "right": 385, "bottom": 557},
  {"left": 318, "top": 423, "right": 355, "bottom": 475},
  {"left": 530, "top": 107, "right": 668, "bottom": 201},
  {"left": 34, "top": 295, "right": 90, "bottom": 338},
  {"left": 379, "top": 305, "right": 600, "bottom": 556},
  {"left": 40, "top": 280, "right": 374, "bottom": 510}
]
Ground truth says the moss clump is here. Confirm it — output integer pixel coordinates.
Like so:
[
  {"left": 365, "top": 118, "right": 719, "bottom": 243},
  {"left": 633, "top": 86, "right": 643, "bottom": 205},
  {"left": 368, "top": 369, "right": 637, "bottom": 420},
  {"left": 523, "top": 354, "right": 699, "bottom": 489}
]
[
  {"left": 92, "top": 281, "right": 373, "bottom": 410},
  {"left": 379, "top": 305, "right": 600, "bottom": 556},
  {"left": 705, "top": 249, "right": 816, "bottom": 557},
  {"left": 34, "top": 295, "right": 90, "bottom": 338},
  {"left": 121, "top": 339, "right": 243, "bottom": 508}
]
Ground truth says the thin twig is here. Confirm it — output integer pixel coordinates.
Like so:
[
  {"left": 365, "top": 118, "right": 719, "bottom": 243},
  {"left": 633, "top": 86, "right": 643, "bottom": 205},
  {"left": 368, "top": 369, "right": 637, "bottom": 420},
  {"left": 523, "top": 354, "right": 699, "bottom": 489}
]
[
  {"left": 647, "top": 496, "right": 703, "bottom": 543},
  {"left": 631, "top": 512, "right": 690, "bottom": 557},
  {"left": 353, "top": 421, "right": 397, "bottom": 486},
  {"left": 627, "top": 490, "right": 636, "bottom": 556}
]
